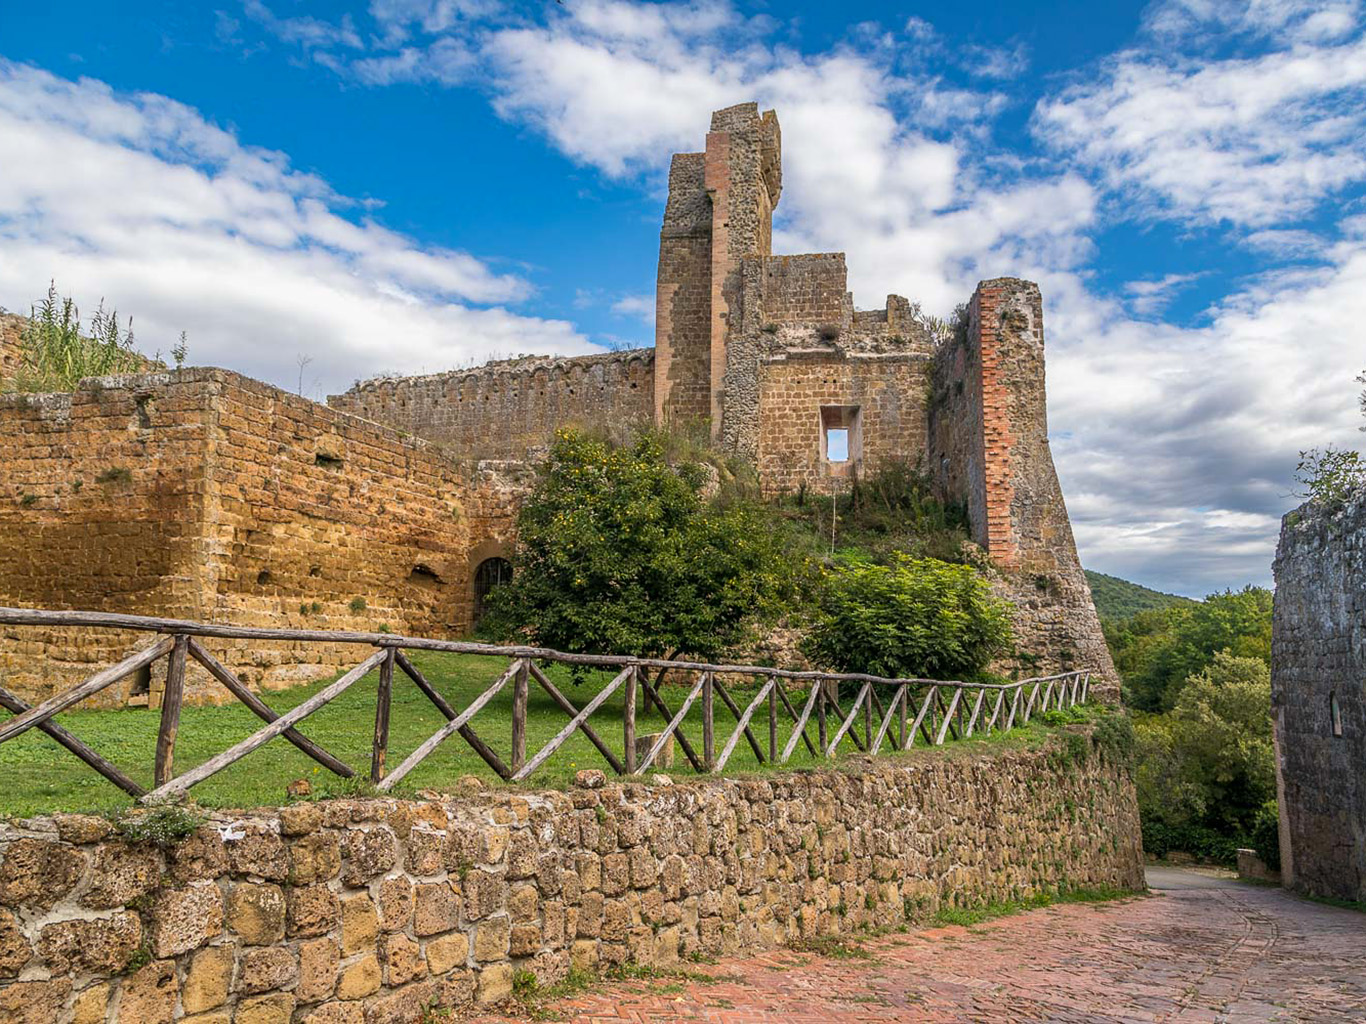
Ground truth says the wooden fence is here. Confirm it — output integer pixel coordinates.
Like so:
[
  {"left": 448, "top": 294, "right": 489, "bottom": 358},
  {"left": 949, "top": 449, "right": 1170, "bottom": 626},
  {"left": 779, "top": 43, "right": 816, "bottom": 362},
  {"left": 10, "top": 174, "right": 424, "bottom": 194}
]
[{"left": 0, "top": 608, "right": 1089, "bottom": 804}]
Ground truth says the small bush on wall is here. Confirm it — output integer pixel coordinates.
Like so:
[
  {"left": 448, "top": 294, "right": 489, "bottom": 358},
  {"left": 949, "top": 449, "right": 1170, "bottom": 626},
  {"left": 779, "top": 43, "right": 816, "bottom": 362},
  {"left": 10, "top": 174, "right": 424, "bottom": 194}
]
[{"left": 804, "top": 554, "right": 1014, "bottom": 680}]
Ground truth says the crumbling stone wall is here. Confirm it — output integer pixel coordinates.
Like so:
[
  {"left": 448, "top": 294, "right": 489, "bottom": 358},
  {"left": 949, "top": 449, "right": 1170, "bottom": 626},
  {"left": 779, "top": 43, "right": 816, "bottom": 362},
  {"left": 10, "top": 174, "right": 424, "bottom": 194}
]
[
  {"left": 0, "top": 368, "right": 517, "bottom": 705},
  {"left": 0, "top": 313, "right": 23, "bottom": 385},
  {"left": 755, "top": 352, "right": 931, "bottom": 495},
  {"left": 327, "top": 350, "right": 655, "bottom": 462},
  {"left": 1272, "top": 493, "right": 1366, "bottom": 901},
  {"left": 926, "top": 280, "right": 1117, "bottom": 690},
  {"left": 0, "top": 739, "right": 1143, "bottom": 1024}
]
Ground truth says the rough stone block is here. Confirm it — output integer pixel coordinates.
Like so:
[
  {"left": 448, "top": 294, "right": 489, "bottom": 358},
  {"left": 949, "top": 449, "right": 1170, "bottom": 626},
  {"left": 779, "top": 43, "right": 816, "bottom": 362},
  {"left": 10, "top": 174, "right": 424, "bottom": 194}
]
[
  {"left": 117, "top": 959, "right": 178, "bottom": 1024},
  {"left": 335, "top": 953, "right": 380, "bottom": 999},
  {"left": 82, "top": 840, "right": 161, "bottom": 908},
  {"left": 233, "top": 992, "right": 295, "bottom": 1024},
  {"left": 379, "top": 932, "right": 426, "bottom": 986},
  {"left": 301, "top": 1001, "right": 364, "bottom": 1024},
  {"left": 0, "top": 839, "right": 84, "bottom": 909},
  {"left": 377, "top": 875, "right": 413, "bottom": 931},
  {"left": 150, "top": 882, "right": 224, "bottom": 957},
  {"left": 340, "top": 827, "right": 395, "bottom": 886},
  {"left": 226, "top": 825, "right": 289, "bottom": 880},
  {"left": 238, "top": 945, "right": 298, "bottom": 994},
  {"left": 340, "top": 892, "right": 378, "bottom": 954},
  {"left": 182, "top": 944, "right": 235, "bottom": 1013},
  {"left": 297, "top": 937, "right": 340, "bottom": 1003},
  {"left": 414, "top": 881, "right": 460, "bottom": 936},
  {"left": 227, "top": 882, "right": 286, "bottom": 945},
  {"left": 290, "top": 832, "right": 341, "bottom": 885},
  {"left": 0, "top": 908, "right": 30, "bottom": 977},
  {"left": 167, "top": 826, "right": 228, "bottom": 883},
  {"left": 37, "top": 910, "right": 141, "bottom": 974},
  {"left": 288, "top": 883, "right": 340, "bottom": 938},
  {"left": 473, "top": 915, "right": 510, "bottom": 963},
  {"left": 476, "top": 962, "right": 514, "bottom": 1005},
  {"left": 70, "top": 982, "right": 111, "bottom": 1024},
  {"left": 424, "top": 931, "right": 469, "bottom": 975}
]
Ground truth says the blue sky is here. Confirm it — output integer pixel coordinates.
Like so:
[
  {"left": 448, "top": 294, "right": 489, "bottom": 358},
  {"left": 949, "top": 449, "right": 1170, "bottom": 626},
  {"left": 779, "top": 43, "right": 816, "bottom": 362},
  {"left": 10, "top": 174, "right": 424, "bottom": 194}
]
[{"left": 2, "top": 0, "right": 1365, "bottom": 597}]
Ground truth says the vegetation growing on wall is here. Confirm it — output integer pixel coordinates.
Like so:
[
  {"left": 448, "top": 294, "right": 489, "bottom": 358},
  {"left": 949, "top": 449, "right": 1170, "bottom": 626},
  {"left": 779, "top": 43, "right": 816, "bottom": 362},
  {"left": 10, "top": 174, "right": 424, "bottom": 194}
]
[
  {"left": 5, "top": 283, "right": 163, "bottom": 392},
  {"left": 482, "top": 428, "right": 1014, "bottom": 682}
]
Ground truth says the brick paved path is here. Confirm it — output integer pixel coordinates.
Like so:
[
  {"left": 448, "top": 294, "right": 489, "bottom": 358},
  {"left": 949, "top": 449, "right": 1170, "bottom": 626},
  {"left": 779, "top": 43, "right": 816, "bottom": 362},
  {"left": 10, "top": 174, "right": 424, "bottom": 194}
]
[{"left": 473, "top": 869, "right": 1366, "bottom": 1023}]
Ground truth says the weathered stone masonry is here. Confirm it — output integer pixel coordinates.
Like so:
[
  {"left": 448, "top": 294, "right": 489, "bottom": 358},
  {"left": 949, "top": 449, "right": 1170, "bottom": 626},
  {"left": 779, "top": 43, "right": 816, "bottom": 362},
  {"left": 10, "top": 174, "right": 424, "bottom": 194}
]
[
  {"left": 1272, "top": 492, "right": 1366, "bottom": 901},
  {"left": 0, "top": 368, "right": 520, "bottom": 703},
  {"left": 0, "top": 741, "right": 1143, "bottom": 1023}
]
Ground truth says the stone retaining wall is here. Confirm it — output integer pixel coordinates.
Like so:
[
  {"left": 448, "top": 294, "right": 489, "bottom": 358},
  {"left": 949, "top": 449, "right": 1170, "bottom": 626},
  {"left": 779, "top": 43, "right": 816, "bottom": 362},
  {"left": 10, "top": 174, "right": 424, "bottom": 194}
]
[{"left": 0, "top": 737, "right": 1143, "bottom": 1023}]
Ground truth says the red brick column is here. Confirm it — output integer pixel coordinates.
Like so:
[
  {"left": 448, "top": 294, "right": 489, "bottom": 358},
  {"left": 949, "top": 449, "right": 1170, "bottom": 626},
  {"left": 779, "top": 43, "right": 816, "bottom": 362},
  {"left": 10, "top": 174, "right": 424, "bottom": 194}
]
[{"left": 973, "top": 283, "right": 1019, "bottom": 567}]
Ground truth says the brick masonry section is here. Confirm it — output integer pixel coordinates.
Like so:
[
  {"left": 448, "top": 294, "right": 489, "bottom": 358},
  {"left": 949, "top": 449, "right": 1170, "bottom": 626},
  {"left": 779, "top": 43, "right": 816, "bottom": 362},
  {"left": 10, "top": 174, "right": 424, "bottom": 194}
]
[
  {"left": 1272, "top": 492, "right": 1366, "bottom": 901},
  {"left": 0, "top": 740, "right": 1142, "bottom": 1023}
]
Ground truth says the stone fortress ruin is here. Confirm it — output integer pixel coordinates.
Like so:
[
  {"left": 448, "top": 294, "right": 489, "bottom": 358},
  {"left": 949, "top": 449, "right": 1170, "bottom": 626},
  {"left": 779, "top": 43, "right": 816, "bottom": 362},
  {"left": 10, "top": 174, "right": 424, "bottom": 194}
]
[{"left": 0, "top": 103, "right": 1115, "bottom": 705}]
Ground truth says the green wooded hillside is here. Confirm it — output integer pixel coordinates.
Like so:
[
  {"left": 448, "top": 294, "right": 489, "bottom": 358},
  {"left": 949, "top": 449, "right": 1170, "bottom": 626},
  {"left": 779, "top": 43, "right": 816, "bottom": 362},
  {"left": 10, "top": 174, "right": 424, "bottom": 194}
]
[{"left": 1085, "top": 570, "right": 1192, "bottom": 621}]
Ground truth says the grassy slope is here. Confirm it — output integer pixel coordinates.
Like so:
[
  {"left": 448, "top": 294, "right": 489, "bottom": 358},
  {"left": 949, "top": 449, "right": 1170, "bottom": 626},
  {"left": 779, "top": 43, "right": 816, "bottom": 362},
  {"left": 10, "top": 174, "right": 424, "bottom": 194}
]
[
  {"left": 0, "top": 651, "right": 1060, "bottom": 818},
  {"left": 1085, "top": 570, "right": 1193, "bottom": 621}
]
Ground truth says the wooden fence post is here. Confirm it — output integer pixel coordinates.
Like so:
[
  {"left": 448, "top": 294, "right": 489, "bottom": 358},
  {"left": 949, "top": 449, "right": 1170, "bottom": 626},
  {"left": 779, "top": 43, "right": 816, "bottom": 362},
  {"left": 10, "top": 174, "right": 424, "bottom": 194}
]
[
  {"left": 511, "top": 658, "right": 529, "bottom": 775},
  {"left": 623, "top": 666, "right": 637, "bottom": 774},
  {"left": 371, "top": 647, "right": 395, "bottom": 784},
  {"left": 702, "top": 672, "right": 714, "bottom": 771},
  {"left": 863, "top": 686, "right": 872, "bottom": 750},
  {"left": 817, "top": 679, "right": 827, "bottom": 755},
  {"left": 154, "top": 634, "right": 188, "bottom": 788},
  {"left": 768, "top": 681, "right": 777, "bottom": 762}
]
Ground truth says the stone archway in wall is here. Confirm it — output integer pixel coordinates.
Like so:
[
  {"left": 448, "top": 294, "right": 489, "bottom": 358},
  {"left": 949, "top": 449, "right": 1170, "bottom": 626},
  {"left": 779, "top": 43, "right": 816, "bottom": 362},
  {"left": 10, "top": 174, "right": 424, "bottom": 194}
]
[{"left": 467, "top": 540, "right": 513, "bottom": 632}]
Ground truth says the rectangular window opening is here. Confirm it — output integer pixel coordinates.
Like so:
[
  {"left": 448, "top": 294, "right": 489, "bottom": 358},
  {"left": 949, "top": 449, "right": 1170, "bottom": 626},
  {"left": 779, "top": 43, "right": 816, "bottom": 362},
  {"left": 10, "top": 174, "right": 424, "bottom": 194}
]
[
  {"left": 820, "top": 405, "right": 861, "bottom": 472},
  {"left": 826, "top": 428, "right": 849, "bottom": 463}
]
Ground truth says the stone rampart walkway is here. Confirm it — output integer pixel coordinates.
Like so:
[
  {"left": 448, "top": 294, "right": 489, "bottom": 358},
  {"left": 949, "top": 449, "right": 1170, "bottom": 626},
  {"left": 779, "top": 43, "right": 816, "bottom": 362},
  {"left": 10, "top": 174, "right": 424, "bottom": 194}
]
[{"left": 471, "top": 869, "right": 1366, "bottom": 1023}]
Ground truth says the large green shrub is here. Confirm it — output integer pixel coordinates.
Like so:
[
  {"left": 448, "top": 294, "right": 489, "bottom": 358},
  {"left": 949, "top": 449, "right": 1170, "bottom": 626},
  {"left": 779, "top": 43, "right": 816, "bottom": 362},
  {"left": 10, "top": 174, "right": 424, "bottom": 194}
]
[
  {"left": 803, "top": 554, "right": 1013, "bottom": 680},
  {"left": 479, "top": 427, "right": 803, "bottom": 663}
]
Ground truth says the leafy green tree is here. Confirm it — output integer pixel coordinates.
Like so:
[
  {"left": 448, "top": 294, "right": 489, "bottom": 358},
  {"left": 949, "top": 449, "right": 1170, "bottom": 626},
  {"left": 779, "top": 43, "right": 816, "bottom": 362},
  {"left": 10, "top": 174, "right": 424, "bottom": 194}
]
[
  {"left": 480, "top": 428, "right": 802, "bottom": 665},
  {"left": 803, "top": 554, "right": 1013, "bottom": 680},
  {"left": 1135, "top": 651, "right": 1275, "bottom": 842},
  {"left": 1114, "top": 586, "right": 1272, "bottom": 710}
]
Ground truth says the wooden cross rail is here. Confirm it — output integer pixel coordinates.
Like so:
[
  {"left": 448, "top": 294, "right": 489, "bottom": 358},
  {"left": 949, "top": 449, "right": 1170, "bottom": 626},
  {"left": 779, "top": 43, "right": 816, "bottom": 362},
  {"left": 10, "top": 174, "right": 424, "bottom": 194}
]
[{"left": 0, "top": 607, "right": 1092, "bottom": 803}]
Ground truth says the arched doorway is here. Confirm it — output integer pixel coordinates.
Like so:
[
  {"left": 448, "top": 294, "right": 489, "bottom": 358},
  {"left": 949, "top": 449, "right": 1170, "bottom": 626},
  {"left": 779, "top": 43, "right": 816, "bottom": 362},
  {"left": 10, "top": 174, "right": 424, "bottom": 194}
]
[{"left": 472, "top": 556, "right": 513, "bottom": 625}]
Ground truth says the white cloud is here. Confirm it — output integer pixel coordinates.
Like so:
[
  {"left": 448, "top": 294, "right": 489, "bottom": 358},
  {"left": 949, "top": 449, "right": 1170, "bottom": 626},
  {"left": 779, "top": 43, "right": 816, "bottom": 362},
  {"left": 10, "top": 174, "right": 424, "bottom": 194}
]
[
  {"left": 610, "top": 293, "right": 654, "bottom": 324},
  {"left": 0, "top": 61, "right": 591, "bottom": 396},
  {"left": 1123, "top": 272, "right": 1204, "bottom": 317},
  {"left": 1034, "top": 8, "right": 1366, "bottom": 229}
]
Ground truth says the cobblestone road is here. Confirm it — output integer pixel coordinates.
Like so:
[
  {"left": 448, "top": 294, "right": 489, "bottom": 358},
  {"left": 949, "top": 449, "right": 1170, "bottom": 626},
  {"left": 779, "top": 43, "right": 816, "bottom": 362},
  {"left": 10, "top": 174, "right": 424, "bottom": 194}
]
[{"left": 472, "top": 869, "right": 1366, "bottom": 1023}]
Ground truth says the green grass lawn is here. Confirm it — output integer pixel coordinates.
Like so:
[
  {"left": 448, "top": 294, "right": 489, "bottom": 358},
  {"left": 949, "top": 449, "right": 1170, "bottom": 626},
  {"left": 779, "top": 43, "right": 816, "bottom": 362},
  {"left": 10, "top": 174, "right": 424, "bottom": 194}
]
[{"left": 0, "top": 651, "right": 1057, "bottom": 818}]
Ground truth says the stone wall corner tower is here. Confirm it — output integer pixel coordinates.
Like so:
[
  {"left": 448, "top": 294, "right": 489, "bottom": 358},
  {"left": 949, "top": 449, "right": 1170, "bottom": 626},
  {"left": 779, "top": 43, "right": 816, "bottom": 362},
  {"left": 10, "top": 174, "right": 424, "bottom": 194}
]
[{"left": 654, "top": 102, "right": 781, "bottom": 431}]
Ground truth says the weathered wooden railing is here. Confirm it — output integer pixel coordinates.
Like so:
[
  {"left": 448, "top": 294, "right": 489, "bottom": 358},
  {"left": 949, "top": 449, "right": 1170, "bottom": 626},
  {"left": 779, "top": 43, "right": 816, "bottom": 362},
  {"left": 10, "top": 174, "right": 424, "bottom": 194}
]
[{"left": 0, "top": 608, "right": 1089, "bottom": 804}]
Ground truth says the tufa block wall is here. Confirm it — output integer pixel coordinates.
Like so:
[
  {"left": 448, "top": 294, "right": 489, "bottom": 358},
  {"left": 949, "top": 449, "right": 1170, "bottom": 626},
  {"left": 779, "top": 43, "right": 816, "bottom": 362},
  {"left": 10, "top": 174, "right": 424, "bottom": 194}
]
[
  {"left": 1271, "top": 493, "right": 1366, "bottom": 901},
  {"left": 0, "top": 740, "right": 1143, "bottom": 1023},
  {"left": 328, "top": 350, "right": 654, "bottom": 462},
  {"left": 0, "top": 368, "right": 520, "bottom": 704}
]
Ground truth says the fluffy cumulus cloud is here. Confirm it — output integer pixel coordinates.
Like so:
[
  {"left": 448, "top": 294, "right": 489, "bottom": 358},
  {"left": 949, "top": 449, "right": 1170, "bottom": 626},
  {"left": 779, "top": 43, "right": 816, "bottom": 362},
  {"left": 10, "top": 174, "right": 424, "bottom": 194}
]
[
  {"left": 0, "top": 61, "right": 589, "bottom": 396},
  {"left": 1034, "top": 0, "right": 1366, "bottom": 228}
]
